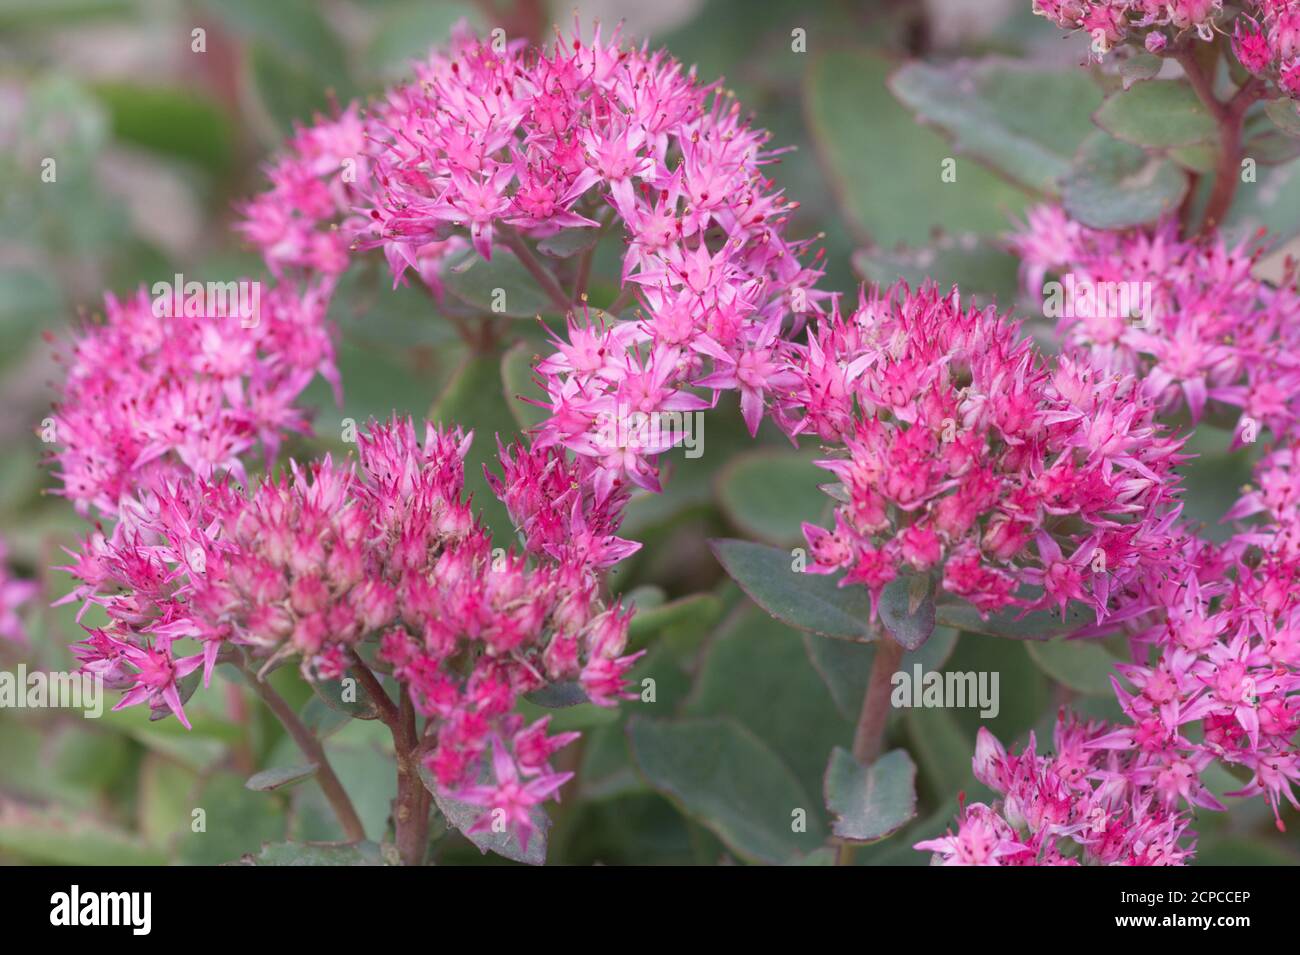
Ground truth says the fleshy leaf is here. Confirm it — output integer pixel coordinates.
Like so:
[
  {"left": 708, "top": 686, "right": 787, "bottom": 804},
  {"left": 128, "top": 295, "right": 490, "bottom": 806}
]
[
  {"left": 889, "top": 58, "right": 1102, "bottom": 194},
  {"left": 627, "top": 716, "right": 818, "bottom": 864},
  {"left": 1094, "top": 80, "right": 1218, "bottom": 148},
  {"left": 240, "top": 840, "right": 388, "bottom": 866},
  {"left": 418, "top": 764, "right": 549, "bottom": 866},
  {"left": 1025, "top": 638, "right": 1118, "bottom": 695},
  {"left": 245, "top": 763, "right": 318, "bottom": 791},
  {"left": 824, "top": 747, "right": 917, "bottom": 843},
  {"left": 1061, "top": 132, "right": 1188, "bottom": 229},
  {"left": 715, "top": 447, "right": 828, "bottom": 546},
  {"left": 523, "top": 681, "right": 590, "bottom": 708},
  {"left": 878, "top": 572, "right": 936, "bottom": 651},
  {"left": 709, "top": 538, "right": 875, "bottom": 642},
  {"left": 935, "top": 593, "right": 1091, "bottom": 640}
]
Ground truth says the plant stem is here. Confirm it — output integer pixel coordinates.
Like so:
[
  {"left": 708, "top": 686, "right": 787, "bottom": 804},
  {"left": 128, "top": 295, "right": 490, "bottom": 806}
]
[
  {"left": 348, "top": 650, "right": 400, "bottom": 728},
  {"left": 392, "top": 689, "right": 432, "bottom": 866},
  {"left": 835, "top": 638, "right": 904, "bottom": 866},
  {"left": 851, "top": 639, "right": 904, "bottom": 764},
  {"left": 235, "top": 662, "right": 366, "bottom": 843},
  {"left": 1174, "top": 51, "right": 1263, "bottom": 235},
  {"left": 348, "top": 651, "right": 430, "bottom": 865},
  {"left": 500, "top": 226, "right": 574, "bottom": 314}
]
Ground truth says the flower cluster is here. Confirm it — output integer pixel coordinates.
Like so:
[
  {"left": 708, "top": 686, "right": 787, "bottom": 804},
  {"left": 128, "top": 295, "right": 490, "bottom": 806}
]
[
  {"left": 1012, "top": 205, "right": 1300, "bottom": 444},
  {"left": 63, "top": 418, "right": 639, "bottom": 842},
  {"left": 240, "top": 20, "right": 826, "bottom": 496},
  {"left": 0, "top": 538, "right": 36, "bottom": 646},
  {"left": 48, "top": 283, "right": 338, "bottom": 521},
  {"left": 1032, "top": 0, "right": 1225, "bottom": 56},
  {"left": 1033, "top": 0, "right": 1300, "bottom": 97},
  {"left": 922, "top": 446, "right": 1300, "bottom": 864},
  {"left": 772, "top": 280, "right": 1184, "bottom": 621},
  {"left": 916, "top": 719, "right": 1196, "bottom": 865},
  {"left": 237, "top": 103, "right": 370, "bottom": 282},
  {"left": 1105, "top": 448, "right": 1300, "bottom": 830},
  {"left": 1233, "top": 1, "right": 1300, "bottom": 96}
]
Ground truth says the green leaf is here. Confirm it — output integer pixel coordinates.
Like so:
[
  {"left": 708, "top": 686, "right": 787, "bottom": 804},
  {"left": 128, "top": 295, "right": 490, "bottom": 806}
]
[
  {"left": 1025, "top": 638, "right": 1118, "bottom": 695},
  {"left": 684, "top": 606, "right": 852, "bottom": 808},
  {"left": 419, "top": 764, "right": 550, "bottom": 865},
  {"left": 429, "top": 353, "right": 519, "bottom": 540},
  {"left": 299, "top": 695, "right": 351, "bottom": 739},
  {"left": 852, "top": 236, "right": 1020, "bottom": 306},
  {"left": 137, "top": 752, "right": 199, "bottom": 851},
  {"left": 245, "top": 763, "right": 319, "bottom": 792},
  {"left": 500, "top": 340, "right": 549, "bottom": 430},
  {"left": 1060, "top": 132, "right": 1188, "bottom": 229},
  {"left": 709, "top": 538, "right": 874, "bottom": 642},
  {"left": 878, "top": 572, "right": 936, "bottom": 651},
  {"left": 522, "top": 682, "right": 590, "bottom": 708},
  {"left": 888, "top": 58, "right": 1103, "bottom": 193},
  {"left": 365, "top": 1, "right": 485, "bottom": 81},
  {"left": 310, "top": 676, "right": 379, "bottom": 720},
  {"left": 241, "top": 840, "right": 389, "bottom": 866},
  {"left": 904, "top": 707, "right": 979, "bottom": 802},
  {"left": 0, "top": 803, "right": 166, "bottom": 866},
  {"left": 0, "top": 0, "right": 131, "bottom": 29},
  {"left": 247, "top": 43, "right": 336, "bottom": 136},
  {"left": 935, "top": 592, "right": 1091, "bottom": 639},
  {"left": 1119, "top": 53, "right": 1163, "bottom": 90},
  {"left": 1094, "top": 80, "right": 1218, "bottom": 148},
  {"left": 804, "top": 49, "right": 1032, "bottom": 245},
  {"left": 715, "top": 447, "right": 828, "bottom": 546},
  {"left": 1169, "top": 142, "right": 1218, "bottom": 174},
  {"left": 627, "top": 592, "right": 724, "bottom": 651},
  {"left": 301, "top": 725, "right": 397, "bottom": 841},
  {"left": 92, "top": 83, "right": 233, "bottom": 172},
  {"left": 178, "top": 772, "right": 291, "bottom": 865},
  {"left": 1194, "top": 836, "right": 1300, "bottom": 866},
  {"left": 198, "top": 0, "right": 348, "bottom": 82},
  {"left": 1227, "top": 155, "right": 1300, "bottom": 243},
  {"left": 536, "top": 229, "right": 601, "bottom": 258},
  {"left": 627, "top": 716, "right": 819, "bottom": 864},
  {"left": 1264, "top": 98, "right": 1300, "bottom": 138},
  {"left": 802, "top": 626, "right": 959, "bottom": 722},
  {"left": 947, "top": 637, "right": 1050, "bottom": 743},
  {"left": 824, "top": 747, "right": 917, "bottom": 843},
  {"left": 443, "top": 251, "right": 558, "bottom": 318},
  {"left": 1243, "top": 108, "right": 1300, "bottom": 165}
]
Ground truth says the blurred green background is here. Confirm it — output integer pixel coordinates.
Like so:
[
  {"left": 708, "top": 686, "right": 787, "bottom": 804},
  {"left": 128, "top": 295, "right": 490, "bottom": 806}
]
[{"left": 0, "top": 0, "right": 1294, "bottom": 865}]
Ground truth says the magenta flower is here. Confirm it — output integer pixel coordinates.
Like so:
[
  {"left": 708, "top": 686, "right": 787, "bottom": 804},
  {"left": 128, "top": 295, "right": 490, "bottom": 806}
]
[
  {"left": 774, "top": 280, "right": 1185, "bottom": 622},
  {"left": 1013, "top": 205, "right": 1300, "bottom": 444},
  {"left": 62, "top": 417, "right": 638, "bottom": 845},
  {"left": 48, "top": 283, "right": 337, "bottom": 520},
  {"left": 453, "top": 737, "right": 573, "bottom": 853}
]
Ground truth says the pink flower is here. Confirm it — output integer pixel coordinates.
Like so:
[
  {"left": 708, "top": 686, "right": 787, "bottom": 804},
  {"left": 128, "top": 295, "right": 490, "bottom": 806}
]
[
  {"left": 49, "top": 283, "right": 337, "bottom": 520},
  {"left": 61, "top": 418, "right": 639, "bottom": 847},
  {"left": 1012, "top": 205, "right": 1300, "bottom": 443},
  {"left": 776, "top": 280, "right": 1184, "bottom": 624},
  {"left": 453, "top": 737, "right": 573, "bottom": 853}
]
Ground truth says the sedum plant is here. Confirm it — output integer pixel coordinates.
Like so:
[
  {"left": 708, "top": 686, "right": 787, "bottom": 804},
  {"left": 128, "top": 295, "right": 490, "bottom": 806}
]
[{"left": 22, "top": 3, "right": 1300, "bottom": 866}]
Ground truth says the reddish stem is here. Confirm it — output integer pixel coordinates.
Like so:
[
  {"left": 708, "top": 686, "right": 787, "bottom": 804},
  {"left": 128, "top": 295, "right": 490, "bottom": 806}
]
[
  {"left": 835, "top": 636, "right": 903, "bottom": 866},
  {"left": 236, "top": 662, "right": 366, "bottom": 843},
  {"left": 1174, "top": 52, "right": 1264, "bottom": 236}
]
